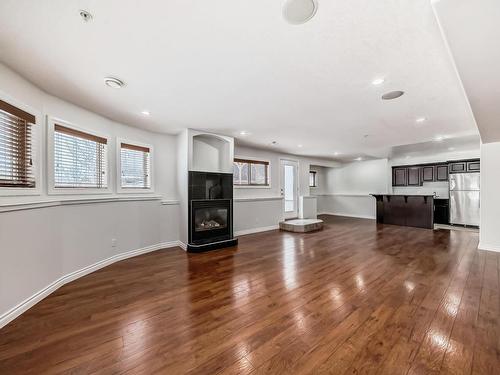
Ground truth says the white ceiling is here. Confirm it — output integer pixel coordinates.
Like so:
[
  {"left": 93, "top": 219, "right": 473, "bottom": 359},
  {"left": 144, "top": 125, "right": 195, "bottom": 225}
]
[
  {"left": 0, "top": 0, "right": 479, "bottom": 160},
  {"left": 433, "top": 0, "right": 500, "bottom": 143}
]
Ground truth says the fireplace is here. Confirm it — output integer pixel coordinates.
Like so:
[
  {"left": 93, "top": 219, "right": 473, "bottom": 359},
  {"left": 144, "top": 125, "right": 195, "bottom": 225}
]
[
  {"left": 191, "top": 200, "right": 231, "bottom": 245},
  {"left": 187, "top": 171, "right": 238, "bottom": 252}
]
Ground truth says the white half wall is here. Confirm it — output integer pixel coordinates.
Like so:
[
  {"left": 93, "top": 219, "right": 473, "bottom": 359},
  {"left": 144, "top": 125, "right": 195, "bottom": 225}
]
[
  {"left": 479, "top": 142, "right": 500, "bottom": 252},
  {"left": 0, "top": 200, "right": 181, "bottom": 328},
  {"left": 234, "top": 198, "right": 283, "bottom": 235},
  {"left": 317, "top": 195, "right": 376, "bottom": 219}
]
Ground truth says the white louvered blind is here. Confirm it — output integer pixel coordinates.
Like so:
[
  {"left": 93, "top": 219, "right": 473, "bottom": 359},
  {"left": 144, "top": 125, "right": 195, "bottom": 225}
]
[
  {"left": 120, "top": 143, "right": 151, "bottom": 189},
  {"left": 54, "top": 124, "right": 108, "bottom": 188},
  {"left": 0, "top": 99, "right": 36, "bottom": 188}
]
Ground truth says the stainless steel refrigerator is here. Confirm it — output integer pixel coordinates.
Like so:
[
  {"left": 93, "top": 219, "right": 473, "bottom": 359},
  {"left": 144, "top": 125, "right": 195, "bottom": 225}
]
[{"left": 449, "top": 173, "right": 480, "bottom": 226}]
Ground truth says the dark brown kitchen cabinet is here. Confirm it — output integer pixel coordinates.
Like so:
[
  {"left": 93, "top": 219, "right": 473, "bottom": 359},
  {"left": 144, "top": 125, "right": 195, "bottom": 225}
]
[
  {"left": 467, "top": 160, "right": 480, "bottom": 172},
  {"left": 449, "top": 162, "right": 466, "bottom": 173},
  {"left": 435, "top": 165, "right": 449, "bottom": 181},
  {"left": 393, "top": 167, "right": 407, "bottom": 186},
  {"left": 407, "top": 167, "right": 421, "bottom": 186},
  {"left": 422, "top": 166, "right": 434, "bottom": 182}
]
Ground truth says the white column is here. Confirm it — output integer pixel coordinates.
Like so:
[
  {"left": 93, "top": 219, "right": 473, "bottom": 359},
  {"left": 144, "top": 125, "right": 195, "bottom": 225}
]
[{"left": 479, "top": 142, "right": 500, "bottom": 252}]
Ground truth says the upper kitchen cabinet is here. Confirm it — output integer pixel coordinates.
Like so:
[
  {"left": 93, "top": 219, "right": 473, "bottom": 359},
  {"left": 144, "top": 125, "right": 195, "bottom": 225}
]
[
  {"left": 435, "top": 165, "right": 449, "bottom": 181},
  {"left": 467, "top": 160, "right": 480, "bottom": 172},
  {"left": 449, "top": 159, "right": 480, "bottom": 173},
  {"left": 421, "top": 166, "right": 435, "bottom": 182},
  {"left": 392, "top": 167, "right": 408, "bottom": 186},
  {"left": 391, "top": 159, "right": 478, "bottom": 187},
  {"left": 449, "top": 161, "right": 467, "bottom": 173},
  {"left": 407, "top": 167, "right": 421, "bottom": 186}
]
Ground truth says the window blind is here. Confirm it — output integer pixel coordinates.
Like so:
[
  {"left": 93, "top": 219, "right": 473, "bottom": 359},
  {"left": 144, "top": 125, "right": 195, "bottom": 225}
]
[
  {"left": 0, "top": 99, "right": 36, "bottom": 188},
  {"left": 233, "top": 158, "right": 269, "bottom": 186},
  {"left": 54, "top": 124, "right": 107, "bottom": 188},
  {"left": 120, "top": 143, "right": 151, "bottom": 189},
  {"left": 309, "top": 171, "right": 317, "bottom": 187}
]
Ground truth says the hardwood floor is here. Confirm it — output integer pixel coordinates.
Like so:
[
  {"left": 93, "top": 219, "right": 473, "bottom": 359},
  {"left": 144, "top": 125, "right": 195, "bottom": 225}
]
[{"left": 0, "top": 215, "right": 498, "bottom": 374}]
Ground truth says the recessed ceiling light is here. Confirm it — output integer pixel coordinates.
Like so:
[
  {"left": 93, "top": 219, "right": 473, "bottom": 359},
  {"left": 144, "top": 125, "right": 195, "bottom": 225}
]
[
  {"left": 283, "top": 0, "right": 318, "bottom": 25},
  {"left": 297, "top": 144, "right": 303, "bottom": 148},
  {"left": 239, "top": 130, "right": 249, "bottom": 136},
  {"left": 334, "top": 152, "right": 340, "bottom": 156},
  {"left": 382, "top": 91, "right": 404, "bottom": 100},
  {"left": 104, "top": 77, "right": 125, "bottom": 89},
  {"left": 141, "top": 110, "right": 150, "bottom": 116},
  {"left": 416, "top": 117, "right": 426, "bottom": 123},
  {"left": 79, "top": 10, "right": 93, "bottom": 22},
  {"left": 355, "top": 157, "right": 363, "bottom": 161},
  {"left": 372, "top": 78, "right": 385, "bottom": 86}
]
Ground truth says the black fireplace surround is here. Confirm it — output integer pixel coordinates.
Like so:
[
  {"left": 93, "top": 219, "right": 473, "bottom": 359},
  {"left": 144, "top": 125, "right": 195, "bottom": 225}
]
[{"left": 187, "top": 171, "right": 238, "bottom": 252}]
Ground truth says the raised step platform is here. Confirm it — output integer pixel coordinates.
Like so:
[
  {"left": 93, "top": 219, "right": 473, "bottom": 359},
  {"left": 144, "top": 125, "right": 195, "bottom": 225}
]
[{"left": 279, "top": 219, "right": 324, "bottom": 233}]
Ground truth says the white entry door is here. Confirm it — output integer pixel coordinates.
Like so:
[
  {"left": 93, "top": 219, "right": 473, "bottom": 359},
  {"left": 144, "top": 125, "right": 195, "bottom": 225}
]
[{"left": 280, "top": 159, "right": 299, "bottom": 219}]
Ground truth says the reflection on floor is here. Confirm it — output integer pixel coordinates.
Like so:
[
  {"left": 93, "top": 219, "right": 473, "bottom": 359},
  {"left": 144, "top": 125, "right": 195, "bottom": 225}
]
[
  {"left": 0, "top": 215, "right": 497, "bottom": 374},
  {"left": 435, "top": 223, "right": 480, "bottom": 232}
]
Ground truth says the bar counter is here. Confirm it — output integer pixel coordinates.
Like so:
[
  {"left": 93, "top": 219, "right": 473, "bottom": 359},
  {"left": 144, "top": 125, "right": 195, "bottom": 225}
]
[{"left": 371, "top": 194, "right": 434, "bottom": 229}]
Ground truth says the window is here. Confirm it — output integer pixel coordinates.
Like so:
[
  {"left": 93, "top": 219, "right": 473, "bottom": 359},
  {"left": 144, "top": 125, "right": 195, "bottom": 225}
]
[
  {"left": 54, "top": 124, "right": 108, "bottom": 188},
  {"left": 0, "top": 99, "right": 36, "bottom": 188},
  {"left": 233, "top": 158, "right": 269, "bottom": 186},
  {"left": 309, "top": 171, "right": 317, "bottom": 187},
  {"left": 120, "top": 142, "right": 151, "bottom": 189}
]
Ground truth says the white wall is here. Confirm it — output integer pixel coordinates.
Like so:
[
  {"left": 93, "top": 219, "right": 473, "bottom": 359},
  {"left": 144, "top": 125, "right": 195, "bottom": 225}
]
[
  {"left": 313, "top": 159, "right": 389, "bottom": 219},
  {"left": 327, "top": 159, "right": 389, "bottom": 195},
  {"left": 479, "top": 142, "right": 500, "bottom": 252},
  {"left": 0, "top": 63, "right": 180, "bottom": 327}
]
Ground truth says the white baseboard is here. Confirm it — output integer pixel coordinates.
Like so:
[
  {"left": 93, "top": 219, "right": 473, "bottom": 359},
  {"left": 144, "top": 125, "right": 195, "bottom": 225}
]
[
  {"left": 235, "top": 225, "right": 280, "bottom": 237},
  {"left": 0, "top": 241, "right": 182, "bottom": 329},
  {"left": 318, "top": 212, "right": 376, "bottom": 220},
  {"left": 478, "top": 242, "right": 500, "bottom": 253}
]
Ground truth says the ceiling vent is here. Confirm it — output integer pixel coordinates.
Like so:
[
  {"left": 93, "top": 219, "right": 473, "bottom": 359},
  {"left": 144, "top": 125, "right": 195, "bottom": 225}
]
[
  {"left": 104, "top": 77, "right": 125, "bottom": 89},
  {"left": 283, "top": 0, "right": 318, "bottom": 25},
  {"left": 79, "top": 10, "right": 93, "bottom": 22},
  {"left": 382, "top": 91, "right": 405, "bottom": 100}
]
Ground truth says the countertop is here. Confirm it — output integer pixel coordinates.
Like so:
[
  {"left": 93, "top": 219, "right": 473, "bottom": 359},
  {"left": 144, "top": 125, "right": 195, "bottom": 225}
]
[{"left": 370, "top": 194, "right": 435, "bottom": 197}]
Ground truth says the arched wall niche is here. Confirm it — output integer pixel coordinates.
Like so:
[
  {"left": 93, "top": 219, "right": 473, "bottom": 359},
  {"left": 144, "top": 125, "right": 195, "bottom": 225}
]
[{"left": 190, "top": 133, "right": 233, "bottom": 173}]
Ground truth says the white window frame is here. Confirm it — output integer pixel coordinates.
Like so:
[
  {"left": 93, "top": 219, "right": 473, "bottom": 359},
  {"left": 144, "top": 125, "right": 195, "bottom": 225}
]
[
  {"left": 116, "top": 138, "right": 154, "bottom": 194},
  {"left": 233, "top": 155, "right": 271, "bottom": 189},
  {"left": 47, "top": 117, "right": 112, "bottom": 195},
  {"left": 0, "top": 91, "right": 42, "bottom": 197}
]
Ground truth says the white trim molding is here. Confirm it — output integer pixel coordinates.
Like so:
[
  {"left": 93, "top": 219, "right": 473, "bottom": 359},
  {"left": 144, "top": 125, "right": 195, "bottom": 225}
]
[
  {"left": 161, "top": 199, "right": 180, "bottom": 205},
  {"left": 0, "top": 195, "right": 164, "bottom": 213},
  {"left": 318, "top": 212, "right": 376, "bottom": 220},
  {"left": 0, "top": 240, "right": 184, "bottom": 329},
  {"left": 234, "top": 196, "right": 283, "bottom": 202},
  {"left": 478, "top": 242, "right": 500, "bottom": 253},
  {"left": 235, "top": 224, "right": 280, "bottom": 236}
]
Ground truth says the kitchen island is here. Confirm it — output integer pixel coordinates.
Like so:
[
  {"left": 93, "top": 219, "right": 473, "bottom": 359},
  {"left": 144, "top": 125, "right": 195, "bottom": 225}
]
[{"left": 371, "top": 194, "right": 434, "bottom": 229}]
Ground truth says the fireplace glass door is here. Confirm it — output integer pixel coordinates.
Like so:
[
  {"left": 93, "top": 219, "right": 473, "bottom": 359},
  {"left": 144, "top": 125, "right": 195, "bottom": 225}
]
[
  {"left": 190, "top": 199, "right": 231, "bottom": 244},
  {"left": 194, "top": 207, "right": 228, "bottom": 232}
]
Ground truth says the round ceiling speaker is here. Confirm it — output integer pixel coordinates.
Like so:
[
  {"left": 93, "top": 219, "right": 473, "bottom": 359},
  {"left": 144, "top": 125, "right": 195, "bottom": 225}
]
[
  {"left": 283, "top": 0, "right": 318, "bottom": 25},
  {"left": 104, "top": 76, "right": 125, "bottom": 89},
  {"left": 382, "top": 90, "right": 405, "bottom": 100}
]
